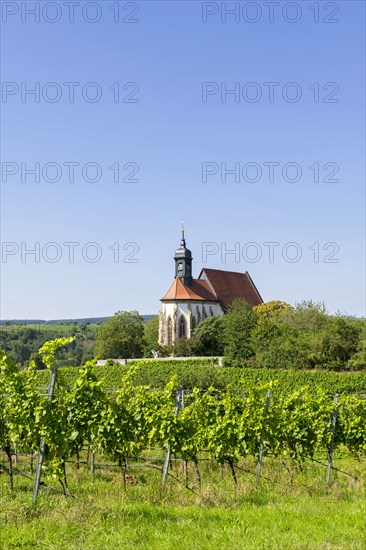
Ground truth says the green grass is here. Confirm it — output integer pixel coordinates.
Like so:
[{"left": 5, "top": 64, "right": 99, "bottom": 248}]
[
  {"left": 1, "top": 455, "right": 365, "bottom": 549},
  {"left": 2, "top": 496, "right": 363, "bottom": 550}
]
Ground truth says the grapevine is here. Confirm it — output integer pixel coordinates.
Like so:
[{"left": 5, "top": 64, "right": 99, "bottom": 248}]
[{"left": 0, "top": 342, "right": 365, "bottom": 495}]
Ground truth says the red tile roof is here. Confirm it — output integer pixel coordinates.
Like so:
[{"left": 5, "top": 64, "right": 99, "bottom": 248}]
[
  {"left": 161, "top": 269, "right": 263, "bottom": 309},
  {"left": 199, "top": 268, "right": 263, "bottom": 310},
  {"left": 161, "top": 277, "right": 217, "bottom": 301}
]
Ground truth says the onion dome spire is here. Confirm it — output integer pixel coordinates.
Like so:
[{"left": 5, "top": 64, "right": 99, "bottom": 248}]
[{"left": 174, "top": 221, "right": 193, "bottom": 286}]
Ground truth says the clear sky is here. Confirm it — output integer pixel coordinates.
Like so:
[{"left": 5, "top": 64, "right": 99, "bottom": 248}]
[{"left": 1, "top": 0, "right": 365, "bottom": 319}]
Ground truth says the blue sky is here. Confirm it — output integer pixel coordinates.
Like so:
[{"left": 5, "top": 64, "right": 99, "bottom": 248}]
[{"left": 1, "top": 0, "right": 365, "bottom": 318}]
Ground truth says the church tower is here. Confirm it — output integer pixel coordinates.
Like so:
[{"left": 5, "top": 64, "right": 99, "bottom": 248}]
[{"left": 174, "top": 225, "right": 193, "bottom": 287}]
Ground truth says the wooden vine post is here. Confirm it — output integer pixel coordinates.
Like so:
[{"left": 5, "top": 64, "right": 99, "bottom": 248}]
[
  {"left": 326, "top": 393, "right": 339, "bottom": 483},
  {"left": 32, "top": 362, "right": 59, "bottom": 503},
  {"left": 256, "top": 388, "right": 271, "bottom": 486},
  {"left": 161, "top": 387, "right": 181, "bottom": 486}
]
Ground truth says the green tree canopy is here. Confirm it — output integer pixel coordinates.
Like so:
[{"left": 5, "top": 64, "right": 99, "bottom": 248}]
[
  {"left": 223, "top": 299, "right": 258, "bottom": 364},
  {"left": 249, "top": 301, "right": 363, "bottom": 370},
  {"left": 95, "top": 311, "right": 145, "bottom": 359},
  {"left": 347, "top": 320, "right": 366, "bottom": 370},
  {"left": 193, "top": 315, "right": 225, "bottom": 356},
  {"left": 143, "top": 316, "right": 160, "bottom": 356}
]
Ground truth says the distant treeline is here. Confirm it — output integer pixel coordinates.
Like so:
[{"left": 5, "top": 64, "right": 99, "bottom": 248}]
[{"left": 0, "top": 315, "right": 155, "bottom": 326}]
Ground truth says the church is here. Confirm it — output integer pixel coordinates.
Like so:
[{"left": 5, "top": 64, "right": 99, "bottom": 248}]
[{"left": 158, "top": 228, "right": 263, "bottom": 346}]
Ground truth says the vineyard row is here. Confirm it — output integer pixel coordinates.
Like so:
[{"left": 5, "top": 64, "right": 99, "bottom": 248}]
[{"left": 1, "top": 340, "right": 365, "bottom": 496}]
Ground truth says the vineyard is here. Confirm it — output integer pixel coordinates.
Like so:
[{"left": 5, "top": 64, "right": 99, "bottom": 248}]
[
  {"left": 1, "top": 339, "right": 365, "bottom": 501},
  {"left": 35, "top": 358, "right": 366, "bottom": 396}
]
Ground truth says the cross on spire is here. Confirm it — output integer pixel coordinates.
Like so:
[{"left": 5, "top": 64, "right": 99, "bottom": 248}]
[{"left": 181, "top": 219, "right": 186, "bottom": 247}]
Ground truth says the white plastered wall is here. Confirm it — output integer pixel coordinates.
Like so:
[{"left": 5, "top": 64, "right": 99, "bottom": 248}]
[{"left": 158, "top": 301, "right": 224, "bottom": 345}]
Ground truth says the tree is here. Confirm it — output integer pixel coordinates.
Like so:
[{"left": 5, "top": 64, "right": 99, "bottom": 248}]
[
  {"left": 347, "top": 320, "right": 366, "bottom": 370},
  {"left": 94, "top": 311, "right": 145, "bottom": 359},
  {"left": 252, "top": 301, "right": 293, "bottom": 346},
  {"left": 253, "top": 300, "right": 293, "bottom": 318},
  {"left": 223, "top": 299, "right": 258, "bottom": 365},
  {"left": 193, "top": 316, "right": 225, "bottom": 356},
  {"left": 314, "top": 315, "right": 361, "bottom": 370},
  {"left": 251, "top": 322, "right": 310, "bottom": 369},
  {"left": 171, "top": 336, "right": 197, "bottom": 357},
  {"left": 143, "top": 316, "right": 159, "bottom": 356},
  {"left": 250, "top": 301, "right": 363, "bottom": 370},
  {"left": 287, "top": 303, "right": 361, "bottom": 369}
]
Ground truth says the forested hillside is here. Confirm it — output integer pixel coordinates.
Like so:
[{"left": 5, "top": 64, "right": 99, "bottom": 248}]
[
  {"left": 0, "top": 324, "right": 96, "bottom": 367},
  {"left": 0, "top": 315, "right": 155, "bottom": 367}
]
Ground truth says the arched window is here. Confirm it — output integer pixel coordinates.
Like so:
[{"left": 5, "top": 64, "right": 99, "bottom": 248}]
[
  {"left": 160, "top": 317, "right": 165, "bottom": 341},
  {"left": 179, "top": 316, "right": 186, "bottom": 338},
  {"left": 209, "top": 306, "right": 214, "bottom": 317},
  {"left": 202, "top": 307, "right": 207, "bottom": 320},
  {"left": 191, "top": 316, "right": 197, "bottom": 332},
  {"left": 197, "top": 308, "right": 201, "bottom": 324},
  {"left": 167, "top": 317, "right": 173, "bottom": 346}
]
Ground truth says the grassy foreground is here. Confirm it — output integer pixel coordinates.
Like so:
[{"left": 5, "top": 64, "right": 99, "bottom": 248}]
[{"left": 1, "top": 455, "right": 365, "bottom": 549}]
